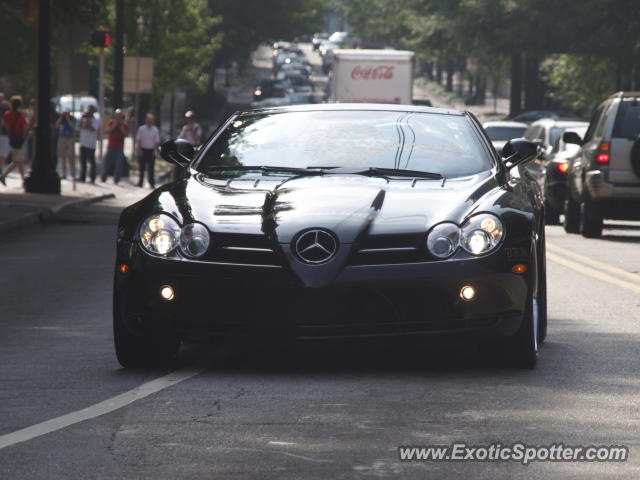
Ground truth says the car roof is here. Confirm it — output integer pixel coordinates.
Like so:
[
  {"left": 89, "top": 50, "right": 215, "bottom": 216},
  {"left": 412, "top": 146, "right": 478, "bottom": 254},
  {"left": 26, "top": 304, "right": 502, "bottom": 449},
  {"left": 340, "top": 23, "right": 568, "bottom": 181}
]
[
  {"left": 529, "top": 119, "right": 589, "bottom": 128},
  {"left": 241, "top": 103, "right": 464, "bottom": 116},
  {"left": 483, "top": 121, "right": 528, "bottom": 128},
  {"left": 608, "top": 91, "right": 640, "bottom": 99},
  {"left": 563, "top": 126, "right": 588, "bottom": 135}
]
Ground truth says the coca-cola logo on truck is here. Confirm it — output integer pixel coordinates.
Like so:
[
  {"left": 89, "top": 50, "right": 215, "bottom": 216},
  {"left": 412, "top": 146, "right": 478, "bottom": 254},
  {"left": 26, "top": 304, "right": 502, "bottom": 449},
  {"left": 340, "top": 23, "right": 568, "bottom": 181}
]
[{"left": 351, "top": 65, "right": 395, "bottom": 80}]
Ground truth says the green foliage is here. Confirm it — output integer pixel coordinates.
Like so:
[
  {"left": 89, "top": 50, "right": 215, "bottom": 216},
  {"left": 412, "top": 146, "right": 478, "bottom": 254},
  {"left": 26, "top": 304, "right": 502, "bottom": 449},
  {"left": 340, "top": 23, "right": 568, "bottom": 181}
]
[
  {"left": 340, "top": 0, "right": 640, "bottom": 111},
  {"left": 0, "top": 1, "right": 35, "bottom": 85},
  {"left": 124, "top": 0, "right": 222, "bottom": 100},
  {"left": 543, "top": 55, "right": 616, "bottom": 116},
  {"left": 209, "top": 0, "right": 326, "bottom": 68}
]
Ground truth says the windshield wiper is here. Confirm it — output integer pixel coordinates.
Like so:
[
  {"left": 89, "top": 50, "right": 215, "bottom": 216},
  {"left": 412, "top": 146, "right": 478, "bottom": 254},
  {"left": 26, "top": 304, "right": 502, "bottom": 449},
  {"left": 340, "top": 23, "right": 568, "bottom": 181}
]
[
  {"left": 205, "top": 165, "right": 324, "bottom": 176},
  {"left": 327, "top": 166, "right": 442, "bottom": 180}
]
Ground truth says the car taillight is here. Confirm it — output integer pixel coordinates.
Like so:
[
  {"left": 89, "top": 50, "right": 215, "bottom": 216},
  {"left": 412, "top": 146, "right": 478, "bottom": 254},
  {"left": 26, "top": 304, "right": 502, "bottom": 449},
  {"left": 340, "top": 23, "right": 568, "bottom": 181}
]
[
  {"left": 557, "top": 161, "right": 569, "bottom": 173},
  {"left": 596, "top": 142, "right": 610, "bottom": 165}
]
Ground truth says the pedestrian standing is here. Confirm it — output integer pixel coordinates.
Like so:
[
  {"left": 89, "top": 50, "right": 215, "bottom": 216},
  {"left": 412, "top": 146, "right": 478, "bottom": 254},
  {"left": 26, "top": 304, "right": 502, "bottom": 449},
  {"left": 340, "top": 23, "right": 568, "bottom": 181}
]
[
  {"left": 178, "top": 111, "right": 202, "bottom": 146},
  {"left": 135, "top": 113, "right": 160, "bottom": 188},
  {"left": 0, "top": 96, "right": 28, "bottom": 185},
  {"left": 101, "top": 109, "right": 129, "bottom": 185},
  {"left": 78, "top": 105, "right": 99, "bottom": 183},
  {"left": 55, "top": 109, "right": 76, "bottom": 179},
  {"left": 0, "top": 94, "right": 10, "bottom": 174}
]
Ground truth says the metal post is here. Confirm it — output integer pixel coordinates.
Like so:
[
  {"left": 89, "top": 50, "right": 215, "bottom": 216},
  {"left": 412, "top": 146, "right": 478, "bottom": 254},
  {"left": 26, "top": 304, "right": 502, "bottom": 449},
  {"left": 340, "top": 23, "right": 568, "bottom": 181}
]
[
  {"left": 98, "top": 49, "right": 105, "bottom": 163},
  {"left": 113, "top": 0, "right": 124, "bottom": 109},
  {"left": 25, "top": 0, "right": 61, "bottom": 194}
]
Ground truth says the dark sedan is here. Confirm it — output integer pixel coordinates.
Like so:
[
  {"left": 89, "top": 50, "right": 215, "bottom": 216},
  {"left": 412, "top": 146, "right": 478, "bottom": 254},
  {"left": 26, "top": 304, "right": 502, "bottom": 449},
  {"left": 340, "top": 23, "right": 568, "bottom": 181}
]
[
  {"left": 113, "top": 104, "right": 545, "bottom": 369},
  {"left": 536, "top": 126, "right": 587, "bottom": 224}
]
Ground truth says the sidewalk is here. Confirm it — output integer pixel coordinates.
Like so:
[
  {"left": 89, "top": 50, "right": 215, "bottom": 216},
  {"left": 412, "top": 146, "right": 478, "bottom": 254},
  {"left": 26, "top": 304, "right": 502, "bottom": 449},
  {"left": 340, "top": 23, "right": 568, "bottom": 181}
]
[
  {"left": 0, "top": 172, "right": 147, "bottom": 234},
  {"left": 413, "top": 77, "right": 510, "bottom": 122}
]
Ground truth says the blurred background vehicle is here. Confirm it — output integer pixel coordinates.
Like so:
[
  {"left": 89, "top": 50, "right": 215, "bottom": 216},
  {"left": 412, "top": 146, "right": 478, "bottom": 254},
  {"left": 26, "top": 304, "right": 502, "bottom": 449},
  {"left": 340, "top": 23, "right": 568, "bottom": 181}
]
[
  {"left": 312, "top": 32, "right": 329, "bottom": 50},
  {"left": 52, "top": 95, "right": 101, "bottom": 123},
  {"left": 532, "top": 126, "right": 588, "bottom": 224},
  {"left": 327, "top": 31, "right": 359, "bottom": 48},
  {"left": 523, "top": 118, "right": 589, "bottom": 160},
  {"left": 511, "top": 110, "right": 581, "bottom": 124},
  {"left": 483, "top": 120, "right": 528, "bottom": 154}
]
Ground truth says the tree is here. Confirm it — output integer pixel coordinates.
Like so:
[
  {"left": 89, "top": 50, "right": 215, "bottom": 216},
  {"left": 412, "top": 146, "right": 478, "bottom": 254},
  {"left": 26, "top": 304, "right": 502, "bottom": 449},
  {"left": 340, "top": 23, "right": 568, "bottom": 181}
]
[
  {"left": 207, "top": 0, "right": 325, "bottom": 82},
  {"left": 0, "top": 0, "right": 108, "bottom": 92},
  {"left": 123, "top": 0, "right": 222, "bottom": 102}
]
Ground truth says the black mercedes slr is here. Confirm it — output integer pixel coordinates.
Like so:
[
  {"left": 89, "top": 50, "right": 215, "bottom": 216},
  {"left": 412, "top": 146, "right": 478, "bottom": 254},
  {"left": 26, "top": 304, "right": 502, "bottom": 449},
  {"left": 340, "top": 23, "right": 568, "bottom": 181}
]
[{"left": 113, "top": 104, "right": 545, "bottom": 369}]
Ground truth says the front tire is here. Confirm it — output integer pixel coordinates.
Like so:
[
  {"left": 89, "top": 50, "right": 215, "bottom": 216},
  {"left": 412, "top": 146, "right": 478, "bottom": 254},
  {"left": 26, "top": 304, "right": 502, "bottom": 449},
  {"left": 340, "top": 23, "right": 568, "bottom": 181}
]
[
  {"left": 580, "top": 191, "right": 603, "bottom": 238},
  {"left": 113, "top": 306, "right": 180, "bottom": 368},
  {"left": 502, "top": 246, "right": 542, "bottom": 369}
]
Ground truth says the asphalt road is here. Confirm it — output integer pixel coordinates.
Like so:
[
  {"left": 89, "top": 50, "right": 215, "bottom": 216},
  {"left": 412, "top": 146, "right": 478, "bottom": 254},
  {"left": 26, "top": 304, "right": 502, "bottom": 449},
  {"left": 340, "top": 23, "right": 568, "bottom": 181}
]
[{"left": 0, "top": 192, "right": 639, "bottom": 479}]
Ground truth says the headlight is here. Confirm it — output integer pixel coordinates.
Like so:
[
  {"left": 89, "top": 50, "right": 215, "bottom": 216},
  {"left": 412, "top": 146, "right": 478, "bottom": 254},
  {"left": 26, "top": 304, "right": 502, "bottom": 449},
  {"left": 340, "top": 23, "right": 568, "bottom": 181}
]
[
  {"left": 461, "top": 213, "right": 504, "bottom": 255},
  {"left": 180, "top": 223, "right": 210, "bottom": 257},
  {"left": 139, "top": 214, "right": 180, "bottom": 255},
  {"left": 426, "top": 222, "right": 460, "bottom": 258}
]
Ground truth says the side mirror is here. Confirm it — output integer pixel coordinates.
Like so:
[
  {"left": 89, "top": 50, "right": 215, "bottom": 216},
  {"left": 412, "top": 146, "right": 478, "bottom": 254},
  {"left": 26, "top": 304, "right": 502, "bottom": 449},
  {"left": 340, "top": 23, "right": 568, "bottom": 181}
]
[
  {"left": 502, "top": 138, "right": 540, "bottom": 169},
  {"left": 563, "top": 131, "right": 583, "bottom": 145},
  {"left": 159, "top": 139, "right": 194, "bottom": 168}
]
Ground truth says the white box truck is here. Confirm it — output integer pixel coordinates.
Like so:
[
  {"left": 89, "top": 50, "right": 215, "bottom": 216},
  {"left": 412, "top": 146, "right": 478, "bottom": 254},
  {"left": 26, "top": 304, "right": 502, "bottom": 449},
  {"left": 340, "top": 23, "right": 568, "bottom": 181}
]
[{"left": 329, "top": 49, "right": 415, "bottom": 104}]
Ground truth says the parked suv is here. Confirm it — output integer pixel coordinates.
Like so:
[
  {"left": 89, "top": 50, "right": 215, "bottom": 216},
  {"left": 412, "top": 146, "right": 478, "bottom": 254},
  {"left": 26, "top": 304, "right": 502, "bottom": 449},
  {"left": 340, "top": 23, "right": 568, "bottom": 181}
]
[{"left": 564, "top": 92, "right": 640, "bottom": 237}]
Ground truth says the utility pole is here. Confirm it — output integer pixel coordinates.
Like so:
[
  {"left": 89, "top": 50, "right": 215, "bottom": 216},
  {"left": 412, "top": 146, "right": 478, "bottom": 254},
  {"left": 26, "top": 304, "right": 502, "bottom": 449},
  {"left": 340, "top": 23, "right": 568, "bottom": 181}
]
[
  {"left": 98, "top": 40, "right": 106, "bottom": 163},
  {"left": 90, "top": 28, "right": 110, "bottom": 162},
  {"left": 113, "top": 0, "right": 124, "bottom": 109},
  {"left": 25, "top": 0, "right": 61, "bottom": 194}
]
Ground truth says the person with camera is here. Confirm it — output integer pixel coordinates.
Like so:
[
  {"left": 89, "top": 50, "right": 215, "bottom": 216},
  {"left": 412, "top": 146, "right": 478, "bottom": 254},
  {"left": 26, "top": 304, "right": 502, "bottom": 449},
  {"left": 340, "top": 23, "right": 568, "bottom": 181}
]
[
  {"left": 101, "top": 109, "right": 129, "bottom": 185},
  {"left": 55, "top": 108, "right": 76, "bottom": 180},
  {"left": 78, "top": 105, "right": 99, "bottom": 183},
  {"left": 0, "top": 96, "right": 28, "bottom": 186}
]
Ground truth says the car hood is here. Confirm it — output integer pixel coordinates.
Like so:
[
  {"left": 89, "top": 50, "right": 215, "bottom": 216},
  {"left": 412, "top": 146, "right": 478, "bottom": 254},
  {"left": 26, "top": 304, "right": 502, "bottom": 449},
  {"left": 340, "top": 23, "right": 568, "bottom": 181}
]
[{"left": 148, "top": 171, "right": 501, "bottom": 244}]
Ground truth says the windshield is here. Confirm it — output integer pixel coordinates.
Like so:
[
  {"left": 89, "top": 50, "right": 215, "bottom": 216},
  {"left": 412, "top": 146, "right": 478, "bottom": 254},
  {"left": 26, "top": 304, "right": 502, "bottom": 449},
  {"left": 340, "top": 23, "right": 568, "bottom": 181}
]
[
  {"left": 550, "top": 127, "right": 569, "bottom": 146},
  {"left": 196, "top": 110, "right": 492, "bottom": 178},
  {"left": 485, "top": 126, "right": 527, "bottom": 141}
]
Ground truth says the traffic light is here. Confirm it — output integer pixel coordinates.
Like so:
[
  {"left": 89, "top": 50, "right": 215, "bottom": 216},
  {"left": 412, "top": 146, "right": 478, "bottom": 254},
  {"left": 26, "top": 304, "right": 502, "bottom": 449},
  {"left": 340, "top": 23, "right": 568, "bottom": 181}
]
[{"left": 91, "top": 30, "right": 111, "bottom": 48}]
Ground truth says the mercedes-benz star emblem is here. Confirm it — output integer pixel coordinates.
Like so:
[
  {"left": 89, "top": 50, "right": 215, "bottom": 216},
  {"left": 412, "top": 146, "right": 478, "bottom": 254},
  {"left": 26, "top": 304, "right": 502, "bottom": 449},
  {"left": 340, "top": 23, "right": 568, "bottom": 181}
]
[{"left": 294, "top": 229, "right": 338, "bottom": 264}]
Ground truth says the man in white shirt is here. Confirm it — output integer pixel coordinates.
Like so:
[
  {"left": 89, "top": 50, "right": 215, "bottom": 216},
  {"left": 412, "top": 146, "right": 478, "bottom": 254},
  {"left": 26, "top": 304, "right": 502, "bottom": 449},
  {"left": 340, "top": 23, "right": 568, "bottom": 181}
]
[
  {"left": 178, "top": 110, "right": 202, "bottom": 146},
  {"left": 135, "top": 113, "right": 161, "bottom": 188},
  {"left": 78, "top": 105, "right": 99, "bottom": 183}
]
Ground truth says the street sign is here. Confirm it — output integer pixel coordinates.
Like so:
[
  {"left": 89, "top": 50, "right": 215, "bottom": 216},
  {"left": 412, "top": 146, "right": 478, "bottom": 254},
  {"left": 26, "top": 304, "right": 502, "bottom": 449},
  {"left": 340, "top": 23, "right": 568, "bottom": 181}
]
[{"left": 123, "top": 56, "right": 154, "bottom": 94}]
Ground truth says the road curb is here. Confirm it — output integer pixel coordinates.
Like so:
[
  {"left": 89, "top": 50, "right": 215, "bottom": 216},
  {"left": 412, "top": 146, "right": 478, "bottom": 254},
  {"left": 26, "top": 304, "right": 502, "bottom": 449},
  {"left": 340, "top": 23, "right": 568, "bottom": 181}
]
[
  {"left": 49, "top": 193, "right": 116, "bottom": 215},
  {"left": 0, "top": 193, "right": 115, "bottom": 235}
]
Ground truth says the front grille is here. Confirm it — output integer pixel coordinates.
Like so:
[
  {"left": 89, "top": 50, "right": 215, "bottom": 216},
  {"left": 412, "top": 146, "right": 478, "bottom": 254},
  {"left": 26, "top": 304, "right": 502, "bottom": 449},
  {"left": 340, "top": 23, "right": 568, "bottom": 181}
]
[
  {"left": 350, "top": 234, "right": 430, "bottom": 265},
  {"left": 206, "top": 233, "right": 281, "bottom": 266}
]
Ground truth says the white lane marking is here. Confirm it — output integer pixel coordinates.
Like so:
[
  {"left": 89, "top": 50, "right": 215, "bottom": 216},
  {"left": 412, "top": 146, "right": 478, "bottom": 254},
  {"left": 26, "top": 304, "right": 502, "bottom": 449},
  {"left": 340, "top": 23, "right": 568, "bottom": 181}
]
[
  {"left": 0, "top": 365, "right": 206, "bottom": 451},
  {"left": 547, "top": 252, "right": 640, "bottom": 295},
  {"left": 228, "top": 448, "right": 334, "bottom": 464},
  {"left": 547, "top": 242, "right": 640, "bottom": 283}
]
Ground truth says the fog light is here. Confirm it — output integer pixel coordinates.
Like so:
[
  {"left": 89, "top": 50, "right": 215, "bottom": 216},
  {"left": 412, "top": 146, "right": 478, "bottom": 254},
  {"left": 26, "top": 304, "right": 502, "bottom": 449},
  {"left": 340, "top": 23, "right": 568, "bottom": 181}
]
[
  {"left": 460, "top": 285, "right": 475, "bottom": 301},
  {"left": 160, "top": 285, "right": 175, "bottom": 301},
  {"left": 512, "top": 264, "right": 528, "bottom": 274}
]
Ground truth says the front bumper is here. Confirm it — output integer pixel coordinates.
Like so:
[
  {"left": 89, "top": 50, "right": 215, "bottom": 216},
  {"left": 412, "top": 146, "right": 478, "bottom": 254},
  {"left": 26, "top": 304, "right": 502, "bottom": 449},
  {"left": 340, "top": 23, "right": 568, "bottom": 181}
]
[{"left": 114, "top": 242, "right": 531, "bottom": 341}]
